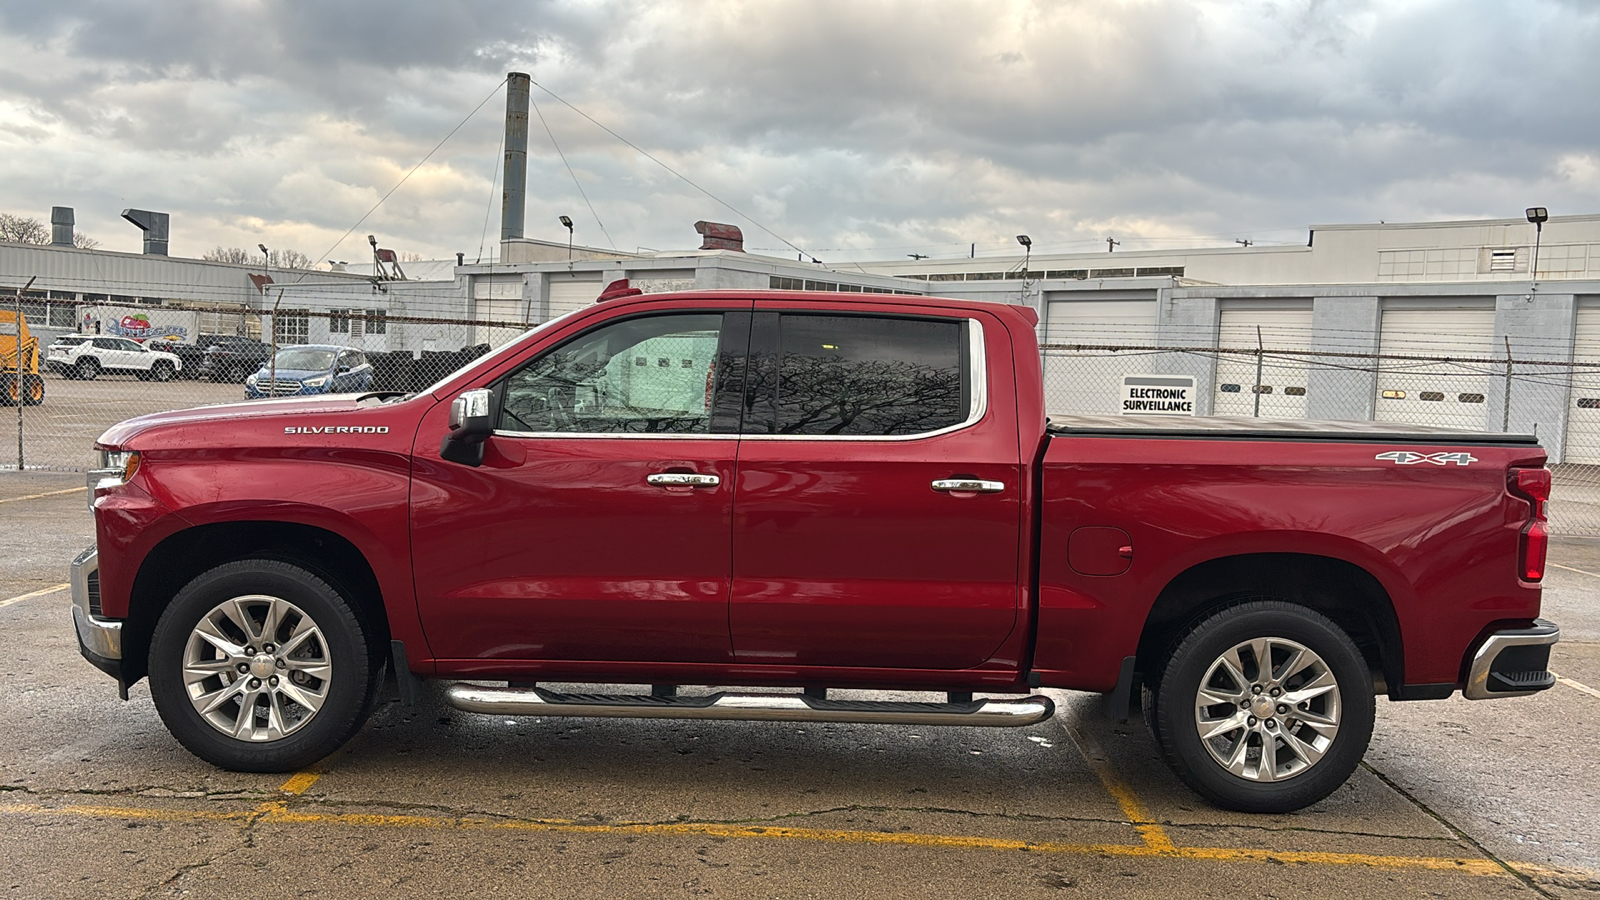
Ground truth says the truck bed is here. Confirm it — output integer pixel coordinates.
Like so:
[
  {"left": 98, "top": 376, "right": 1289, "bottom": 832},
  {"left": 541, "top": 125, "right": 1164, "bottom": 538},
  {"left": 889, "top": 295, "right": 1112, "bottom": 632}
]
[{"left": 1046, "top": 414, "right": 1541, "bottom": 445}]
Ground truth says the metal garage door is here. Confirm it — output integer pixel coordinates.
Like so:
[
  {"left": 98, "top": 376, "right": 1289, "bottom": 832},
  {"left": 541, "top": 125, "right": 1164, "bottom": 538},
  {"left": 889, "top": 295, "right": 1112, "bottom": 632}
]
[
  {"left": 1375, "top": 307, "right": 1496, "bottom": 431},
  {"left": 548, "top": 279, "right": 603, "bottom": 319},
  {"left": 1214, "top": 307, "right": 1314, "bottom": 418},
  {"left": 1041, "top": 299, "right": 1158, "bottom": 416},
  {"left": 1563, "top": 305, "right": 1600, "bottom": 463}
]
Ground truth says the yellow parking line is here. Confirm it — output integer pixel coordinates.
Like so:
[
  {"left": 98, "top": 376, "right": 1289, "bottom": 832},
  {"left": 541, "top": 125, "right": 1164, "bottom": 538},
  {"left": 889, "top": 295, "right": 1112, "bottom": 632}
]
[
  {"left": 0, "top": 486, "right": 85, "bottom": 505},
  {"left": 278, "top": 771, "right": 323, "bottom": 795},
  {"left": 1060, "top": 720, "right": 1175, "bottom": 852},
  {"left": 1553, "top": 672, "right": 1600, "bottom": 701},
  {"left": 0, "top": 800, "right": 1517, "bottom": 876},
  {"left": 0, "top": 583, "right": 69, "bottom": 610}
]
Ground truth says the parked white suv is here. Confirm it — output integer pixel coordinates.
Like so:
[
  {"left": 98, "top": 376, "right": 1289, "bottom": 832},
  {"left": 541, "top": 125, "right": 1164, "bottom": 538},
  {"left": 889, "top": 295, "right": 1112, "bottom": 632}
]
[{"left": 46, "top": 335, "right": 182, "bottom": 381}]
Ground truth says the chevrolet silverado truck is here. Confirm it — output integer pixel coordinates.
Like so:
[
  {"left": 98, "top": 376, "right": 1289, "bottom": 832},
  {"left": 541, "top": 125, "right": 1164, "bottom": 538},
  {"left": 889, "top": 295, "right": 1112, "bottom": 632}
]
[{"left": 71, "top": 285, "right": 1560, "bottom": 813}]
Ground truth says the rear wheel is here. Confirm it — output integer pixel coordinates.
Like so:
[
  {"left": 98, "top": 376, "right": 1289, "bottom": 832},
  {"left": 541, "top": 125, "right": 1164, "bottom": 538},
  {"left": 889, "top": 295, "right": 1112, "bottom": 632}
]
[
  {"left": 1152, "top": 600, "right": 1374, "bottom": 813},
  {"left": 0, "top": 374, "right": 16, "bottom": 407},
  {"left": 75, "top": 358, "right": 99, "bottom": 380},
  {"left": 148, "top": 560, "right": 380, "bottom": 772},
  {"left": 21, "top": 374, "right": 43, "bottom": 406}
]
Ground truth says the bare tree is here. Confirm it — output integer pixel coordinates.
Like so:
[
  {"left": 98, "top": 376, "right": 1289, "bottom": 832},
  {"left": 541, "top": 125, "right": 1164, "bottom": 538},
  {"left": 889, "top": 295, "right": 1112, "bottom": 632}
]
[
  {"left": 0, "top": 213, "right": 49, "bottom": 244},
  {"left": 201, "top": 246, "right": 315, "bottom": 269},
  {"left": 73, "top": 232, "right": 99, "bottom": 250},
  {"left": 203, "top": 245, "right": 254, "bottom": 264},
  {"left": 399, "top": 250, "right": 425, "bottom": 263}
]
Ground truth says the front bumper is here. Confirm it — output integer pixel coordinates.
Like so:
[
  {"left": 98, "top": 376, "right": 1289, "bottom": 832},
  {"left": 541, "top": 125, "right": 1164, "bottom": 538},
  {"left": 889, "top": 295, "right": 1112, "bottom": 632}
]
[
  {"left": 1463, "top": 619, "right": 1559, "bottom": 700},
  {"left": 70, "top": 545, "right": 126, "bottom": 690}
]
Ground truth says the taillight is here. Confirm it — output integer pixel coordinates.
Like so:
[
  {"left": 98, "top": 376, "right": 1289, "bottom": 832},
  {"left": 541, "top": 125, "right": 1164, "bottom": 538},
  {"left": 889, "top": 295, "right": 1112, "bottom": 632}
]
[{"left": 1511, "top": 467, "right": 1551, "bottom": 581}]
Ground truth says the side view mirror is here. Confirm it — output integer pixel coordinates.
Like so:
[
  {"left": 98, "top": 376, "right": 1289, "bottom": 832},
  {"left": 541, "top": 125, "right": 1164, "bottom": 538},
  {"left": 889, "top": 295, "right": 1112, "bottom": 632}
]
[
  {"left": 440, "top": 388, "right": 494, "bottom": 466},
  {"left": 337, "top": 364, "right": 351, "bottom": 373}
]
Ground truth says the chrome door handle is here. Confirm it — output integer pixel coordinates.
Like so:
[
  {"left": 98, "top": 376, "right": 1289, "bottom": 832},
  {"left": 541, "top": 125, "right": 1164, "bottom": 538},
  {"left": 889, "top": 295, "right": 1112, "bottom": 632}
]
[
  {"left": 647, "top": 472, "right": 721, "bottom": 488},
  {"left": 931, "top": 479, "right": 1005, "bottom": 494}
]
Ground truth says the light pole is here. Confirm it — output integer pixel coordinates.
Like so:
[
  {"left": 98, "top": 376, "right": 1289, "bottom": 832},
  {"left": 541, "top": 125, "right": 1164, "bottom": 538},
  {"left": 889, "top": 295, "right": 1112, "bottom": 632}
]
[
  {"left": 1526, "top": 207, "right": 1548, "bottom": 293},
  {"left": 260, "top": 244, "right": 280, "bottom": 395},
  {"left": 559, "top": 215, "right": 574, "bottom": 260}
]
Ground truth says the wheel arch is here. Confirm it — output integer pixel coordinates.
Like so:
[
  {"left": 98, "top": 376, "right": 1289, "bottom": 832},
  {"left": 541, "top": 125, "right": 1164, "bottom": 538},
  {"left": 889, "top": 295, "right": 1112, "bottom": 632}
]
[
  {"left": 1135, "top": 552, "right": 1403, "bottom": 698},
  {"left": 121, "top": 521, "right": 389, "bottom": 685}
]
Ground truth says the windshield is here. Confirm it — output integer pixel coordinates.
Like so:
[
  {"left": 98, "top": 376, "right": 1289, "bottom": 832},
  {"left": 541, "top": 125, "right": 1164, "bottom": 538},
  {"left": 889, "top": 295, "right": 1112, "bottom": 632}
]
[{"left": 272, "top": 347, "right": 336, "bottom": 371}]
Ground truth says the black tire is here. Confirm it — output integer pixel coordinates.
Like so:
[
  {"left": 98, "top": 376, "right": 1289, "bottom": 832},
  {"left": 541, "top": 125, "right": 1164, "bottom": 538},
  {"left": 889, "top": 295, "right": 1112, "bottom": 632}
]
[
  {"left": 148, "top": 559, "right": 380, "bottom": 772},
  {"left": 151, "top": 361, "right": 175, "bottom": 382},
  {"left": 75, "top": 358, "right": 99, "bottom": 380},
  {"left": 0, "top": 374, "right": 15, "bottom": 407},
  {"left": 1152, "top": 600, "right": 1375, "bottom": 813},
  {"left": 21, "top": 374, "right": 44, "bottom": 406}
]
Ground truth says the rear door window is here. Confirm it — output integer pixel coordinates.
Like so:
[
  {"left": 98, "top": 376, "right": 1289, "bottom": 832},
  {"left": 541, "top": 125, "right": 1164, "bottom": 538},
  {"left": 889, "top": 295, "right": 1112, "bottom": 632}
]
[{"left": 749, "top": 313, "right": 969, "bottom": 436}]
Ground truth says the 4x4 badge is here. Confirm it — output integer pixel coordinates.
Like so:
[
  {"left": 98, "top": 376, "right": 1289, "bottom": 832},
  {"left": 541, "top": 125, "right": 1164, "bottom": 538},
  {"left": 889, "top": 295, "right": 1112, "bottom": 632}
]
[{"left": 1375, "top": 451, "right": 1476, "bottom": 466}]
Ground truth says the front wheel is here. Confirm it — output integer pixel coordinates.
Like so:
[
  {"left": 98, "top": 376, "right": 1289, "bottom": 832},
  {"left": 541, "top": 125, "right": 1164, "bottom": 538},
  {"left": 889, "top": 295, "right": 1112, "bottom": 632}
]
[
  {"left": 148, "top": 560, "right": 380, "bottom": 772},
  {"left": 1152, "top": 600, "right": 1375, "bottom": 813},
  {"left": 75, "top": 358, "right": 99, "bottom": 380},
  {"left": 151, "top": 361, "right": 175, "bottom": 382}
]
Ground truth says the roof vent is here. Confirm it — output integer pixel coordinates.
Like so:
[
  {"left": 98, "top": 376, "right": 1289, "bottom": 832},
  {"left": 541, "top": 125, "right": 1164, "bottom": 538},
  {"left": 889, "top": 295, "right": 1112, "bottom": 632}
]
[
  {"left": 694, "top": 221, "right": 744, "bottom": 252},
  {"left": 50, "top": 207, "right": 74, "bottom": 246},
  {"left": 120, "top": 208, "right": 169, "bottom": 255}
]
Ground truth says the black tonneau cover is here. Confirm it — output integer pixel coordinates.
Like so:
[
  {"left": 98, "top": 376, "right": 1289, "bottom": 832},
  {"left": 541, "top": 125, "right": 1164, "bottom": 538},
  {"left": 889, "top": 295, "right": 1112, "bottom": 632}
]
[{"left": 1046, "top": 414, "right": 1540, "bottom": 446}]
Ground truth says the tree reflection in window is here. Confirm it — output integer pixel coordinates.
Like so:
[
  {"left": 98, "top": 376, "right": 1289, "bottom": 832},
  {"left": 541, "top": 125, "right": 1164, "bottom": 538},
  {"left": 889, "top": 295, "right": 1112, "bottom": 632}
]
[
  {"left": 769, "top": 315, "right": 966, "bottom": 436},
  {"left": 499, "top": 314, "right": 723, "bottom": 434}
]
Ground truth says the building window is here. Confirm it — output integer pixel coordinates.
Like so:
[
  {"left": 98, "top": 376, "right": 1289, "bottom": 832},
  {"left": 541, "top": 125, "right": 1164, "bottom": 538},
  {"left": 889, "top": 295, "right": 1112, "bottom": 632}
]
[
  {"left": 329, "top": 309, "right": 350, "bottom": 333},
  {"left": 770, "top": 276, "right": 804, "bottom": 290},
  {"left": 1135, "top": 266, "right": 1185, "bottom": 277},
  {"left": 365, "top": 309, "right": 387, "bottom": 334},
  {"left": 275, "top": 313, "right": 308, "bottom": 345},
  {"left": 1091, "top": 268, "right": 1135, "bottom": 278}
]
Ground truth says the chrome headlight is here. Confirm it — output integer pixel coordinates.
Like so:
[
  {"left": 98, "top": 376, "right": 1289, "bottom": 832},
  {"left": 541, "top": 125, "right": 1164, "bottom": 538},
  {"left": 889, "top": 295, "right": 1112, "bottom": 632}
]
[
  {"left": 87, "top": 450, "right": 141, "bottom": 510},
  {"left": 304, "top": 375, "right": 329, "bottom": 388}
]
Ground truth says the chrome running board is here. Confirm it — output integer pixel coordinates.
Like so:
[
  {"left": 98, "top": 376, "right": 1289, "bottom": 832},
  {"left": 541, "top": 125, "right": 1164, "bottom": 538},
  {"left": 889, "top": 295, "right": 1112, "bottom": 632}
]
[{"left": 444, "top": 685, "right": 1055, "bottom": 728}]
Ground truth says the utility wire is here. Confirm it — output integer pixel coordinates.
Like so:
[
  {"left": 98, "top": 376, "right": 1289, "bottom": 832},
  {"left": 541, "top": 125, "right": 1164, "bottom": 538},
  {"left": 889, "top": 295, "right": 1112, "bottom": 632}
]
[
  {"left": 300, "top": 76, "right": 509, "bottom": 283},
  {"left": 531, "top": 94, "right": 615, "bottom": 251},
  {"left": 476, "top": 126, "right": 505, "bottom": 264},
  {"left": 529, "top": 80, "right": 815, "bottom": 261}
]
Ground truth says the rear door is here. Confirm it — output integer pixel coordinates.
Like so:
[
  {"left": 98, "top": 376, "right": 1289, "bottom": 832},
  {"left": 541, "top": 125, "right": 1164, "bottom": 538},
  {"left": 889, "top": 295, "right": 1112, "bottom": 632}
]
[{"left": 729, "top": 303, "right": 1023, "bottom": 670}]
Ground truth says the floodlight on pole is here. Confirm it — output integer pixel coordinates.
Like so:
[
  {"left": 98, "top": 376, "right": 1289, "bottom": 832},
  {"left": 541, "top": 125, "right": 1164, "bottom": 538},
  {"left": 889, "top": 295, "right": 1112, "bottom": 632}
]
[
  {"left": 1526, "top": 207, "right": 1549, "bottom": 293},
  {"left": 559, "top": 215, "right": 574, "bottom": 260}
]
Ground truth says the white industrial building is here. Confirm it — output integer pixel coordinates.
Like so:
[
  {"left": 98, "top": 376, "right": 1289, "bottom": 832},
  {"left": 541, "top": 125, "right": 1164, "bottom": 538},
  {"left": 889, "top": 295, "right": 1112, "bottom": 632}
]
[{"left": 8, "top": 210, "right": 1600, "bottom": 463}]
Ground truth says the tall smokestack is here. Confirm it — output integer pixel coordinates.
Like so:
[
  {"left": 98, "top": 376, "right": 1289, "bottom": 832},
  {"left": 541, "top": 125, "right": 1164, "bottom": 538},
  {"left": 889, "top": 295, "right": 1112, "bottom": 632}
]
[
  {"left": 501, "top": 72, "right": 530, "bottom": 242},
  {"left": 51, "top": 207, "right": 74, "bottom": 246}
]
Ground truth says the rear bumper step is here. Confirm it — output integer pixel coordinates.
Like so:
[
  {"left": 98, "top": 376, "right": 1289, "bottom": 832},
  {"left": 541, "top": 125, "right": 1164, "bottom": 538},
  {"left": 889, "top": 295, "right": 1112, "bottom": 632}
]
[{"left": 444, "top": 685, "right": 1055, "bottom": 728}]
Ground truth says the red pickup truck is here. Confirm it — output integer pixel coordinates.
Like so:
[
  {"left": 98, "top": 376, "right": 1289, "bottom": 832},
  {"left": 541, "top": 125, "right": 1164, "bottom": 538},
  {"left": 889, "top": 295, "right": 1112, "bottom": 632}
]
[{"left": 72, "top": 286, "right": 1559, "bottom": 813}]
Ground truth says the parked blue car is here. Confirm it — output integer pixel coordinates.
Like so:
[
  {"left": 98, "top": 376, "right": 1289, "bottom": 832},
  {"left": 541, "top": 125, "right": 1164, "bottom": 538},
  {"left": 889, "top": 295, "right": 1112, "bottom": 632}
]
[{"left": 245, "top": 344, "right": 374, "bottom": 399}]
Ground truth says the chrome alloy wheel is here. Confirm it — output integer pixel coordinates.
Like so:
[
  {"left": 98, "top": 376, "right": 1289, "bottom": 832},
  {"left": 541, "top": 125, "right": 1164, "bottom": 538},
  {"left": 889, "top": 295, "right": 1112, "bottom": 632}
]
[
  {"left": 181, "top": 594, "right": 332, "bottom": 742},
  {"left": 1192, "top": 636, "right": 1341, "bottom": 782}
]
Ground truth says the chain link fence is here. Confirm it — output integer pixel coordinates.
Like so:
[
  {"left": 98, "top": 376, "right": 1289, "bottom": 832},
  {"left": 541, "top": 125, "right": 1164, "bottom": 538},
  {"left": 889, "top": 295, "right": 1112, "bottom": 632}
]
[{"left": 7, "top": 297, "right": 1600, "bottom": 533}]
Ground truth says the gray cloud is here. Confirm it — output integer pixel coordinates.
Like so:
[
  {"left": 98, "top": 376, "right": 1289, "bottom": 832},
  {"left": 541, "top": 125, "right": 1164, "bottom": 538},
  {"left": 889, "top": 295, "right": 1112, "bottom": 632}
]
[{"left": 0, "top": 0, "right": 1597, "bottom": 264}]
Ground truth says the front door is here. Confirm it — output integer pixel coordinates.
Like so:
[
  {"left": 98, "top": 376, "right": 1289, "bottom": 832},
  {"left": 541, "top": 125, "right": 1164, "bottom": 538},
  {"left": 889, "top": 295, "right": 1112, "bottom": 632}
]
[
  {"left": 411, "top": 306, "right": 752, "bottom": 664},
  {"left": 730, "top": 305, "right": 1024, "bottom": 670}
]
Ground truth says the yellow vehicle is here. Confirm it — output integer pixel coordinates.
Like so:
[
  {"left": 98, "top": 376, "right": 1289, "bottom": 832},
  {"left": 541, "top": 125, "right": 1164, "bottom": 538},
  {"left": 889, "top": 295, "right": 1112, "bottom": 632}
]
[{"left": 0, "top": 308, "right": 45, "bottom": 406}]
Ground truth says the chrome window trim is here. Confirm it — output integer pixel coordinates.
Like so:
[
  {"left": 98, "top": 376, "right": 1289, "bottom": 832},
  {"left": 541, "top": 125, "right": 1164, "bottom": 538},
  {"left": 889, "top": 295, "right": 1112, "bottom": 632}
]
[
  {"left": 740, "top": 316, "right": 987, "bottom": 443},
  {"left": 491, "top": 316, "right": 987, "bottom": 443}
]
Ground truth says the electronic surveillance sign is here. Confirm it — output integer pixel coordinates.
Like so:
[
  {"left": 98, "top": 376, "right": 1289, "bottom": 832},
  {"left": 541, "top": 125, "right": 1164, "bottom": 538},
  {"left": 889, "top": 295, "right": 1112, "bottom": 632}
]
[{"left": 1121, "top": 375, "right": 1196, "bottom": 416}]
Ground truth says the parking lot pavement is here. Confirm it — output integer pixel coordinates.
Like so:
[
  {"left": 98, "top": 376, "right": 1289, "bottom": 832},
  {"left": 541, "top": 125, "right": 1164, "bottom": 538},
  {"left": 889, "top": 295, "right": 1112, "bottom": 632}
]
[
  {"left": 5, "top": 373, "right": 243, "bottom": 472},
  {"left": 3, "top": 488, "right": 1600, "bottom": 896}
]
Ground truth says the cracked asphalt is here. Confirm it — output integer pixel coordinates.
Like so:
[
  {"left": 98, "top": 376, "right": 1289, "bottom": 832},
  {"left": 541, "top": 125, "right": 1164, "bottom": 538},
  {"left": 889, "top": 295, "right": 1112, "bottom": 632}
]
[{"left": 4, "top": 471, "right": 1600, "bottom": 898}]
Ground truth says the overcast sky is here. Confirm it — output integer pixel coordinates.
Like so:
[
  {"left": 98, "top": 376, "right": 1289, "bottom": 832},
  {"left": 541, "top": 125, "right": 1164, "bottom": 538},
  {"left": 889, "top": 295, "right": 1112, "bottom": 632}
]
[{"left": 2, "top": 0, "right": 1597, "bottom": 267}]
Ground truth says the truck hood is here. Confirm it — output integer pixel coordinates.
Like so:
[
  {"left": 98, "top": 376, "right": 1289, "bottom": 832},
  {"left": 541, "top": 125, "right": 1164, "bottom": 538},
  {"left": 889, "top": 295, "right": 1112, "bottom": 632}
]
[{"left": 97, "top": 394, "right": 391, "bottom": 448}]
